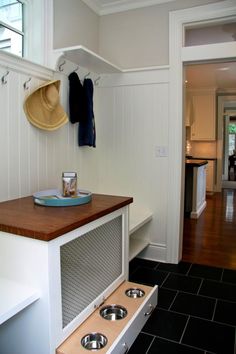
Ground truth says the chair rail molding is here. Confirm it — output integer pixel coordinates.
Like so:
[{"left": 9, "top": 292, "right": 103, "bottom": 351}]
[
  {"left": 0, "top": 51, "right": 53, "bottom": 80},
  {"left": 168, "top": 0, "right": 236, "bottom": 263}
]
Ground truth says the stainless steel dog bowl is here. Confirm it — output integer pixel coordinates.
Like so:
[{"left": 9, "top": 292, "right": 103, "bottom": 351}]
[
  {"left": 81, "top": 333, "right": 107, "bottom": 350},
  {"left": 125, "top": 288, "right": 145, "bottom": 298},
  {"left": 100, "top": 304, "right": 128, "bottom": 321}
]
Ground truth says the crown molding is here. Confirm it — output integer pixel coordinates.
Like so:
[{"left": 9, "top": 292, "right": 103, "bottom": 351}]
[
  {"left": 81, "top": 0, "right": 101, "bottom": 14},
  {"left": 82, "top": 0, "right": 176, "bottom": 15}
]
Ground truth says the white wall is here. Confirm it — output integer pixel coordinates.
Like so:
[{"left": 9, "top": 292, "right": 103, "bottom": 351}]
[
  {"left": 53, "top": 0, "right": 99, "bottom": 53},
  {"left": 52, "top": 0, "right": 223, "bottom": 68},
  {"left": 98, "top": 0, "right": 223, "bottom": 68}
]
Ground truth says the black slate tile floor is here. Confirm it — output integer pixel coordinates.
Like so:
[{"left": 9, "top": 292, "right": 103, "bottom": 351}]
[{"left": 128, "top": 258, "right": 236, "bottom": 354}]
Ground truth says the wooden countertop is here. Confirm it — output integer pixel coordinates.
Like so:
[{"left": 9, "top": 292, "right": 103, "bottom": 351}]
[
  {"left": 186, "top": 159, "right": 208, "bottom": 167},
  {"left": 0, "top": 194, "right": 133, "bottom": 241},
  {"left": 186, "top": 156, "right": 217, "bottom": 161}
]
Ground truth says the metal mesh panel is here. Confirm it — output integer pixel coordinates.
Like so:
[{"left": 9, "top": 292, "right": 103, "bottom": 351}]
[{"left": 60, "top": 216, "right": 122, "bottom": 328}]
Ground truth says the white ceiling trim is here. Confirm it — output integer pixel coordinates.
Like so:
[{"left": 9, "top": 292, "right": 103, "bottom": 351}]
[
  {"left": 82, "top": 0, "right": 177, "bottom": 15},
  {"left": 82, "top": 0, "right": 101, "bottom": 14}
]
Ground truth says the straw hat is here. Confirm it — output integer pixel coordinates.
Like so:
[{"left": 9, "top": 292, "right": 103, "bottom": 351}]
[{"left": 24, "top": 80, "right": 68, "bottom": 131}]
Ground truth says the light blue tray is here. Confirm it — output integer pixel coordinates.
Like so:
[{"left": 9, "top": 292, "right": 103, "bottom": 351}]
[{"left": 33, "top": 189, "right": 92, "bottom": 207}]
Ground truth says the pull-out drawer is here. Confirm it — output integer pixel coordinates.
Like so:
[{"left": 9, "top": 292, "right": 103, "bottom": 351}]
[{"left": 56, "top": 281, "right": 158, "bottom": 354}]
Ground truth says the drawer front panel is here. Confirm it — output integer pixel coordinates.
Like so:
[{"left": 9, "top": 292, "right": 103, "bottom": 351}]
[{"left": 108, "top": 285, "right": 158, "bottom": 353}]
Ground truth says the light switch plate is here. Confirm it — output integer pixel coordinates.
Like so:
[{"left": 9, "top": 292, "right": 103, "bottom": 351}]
[{"left": 155, "top": 146, "right": 168, "bottom": 157}]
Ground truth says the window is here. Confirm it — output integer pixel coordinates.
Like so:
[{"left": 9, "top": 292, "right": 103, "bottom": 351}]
[
  {"left": 228, "top": 122, "right": 236, "bottom": 156},
  {"left": 0, "top": 0, "right": 53, "bottom": 67},
  {"left": 0, "top": 0, "right": 23, "bottom": 57},
  {"left": 184, "top": 20, "right": 236, "bottom": 47}
]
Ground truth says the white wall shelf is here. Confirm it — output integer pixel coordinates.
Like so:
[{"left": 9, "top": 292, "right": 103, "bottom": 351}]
[
  {"left": 54, "top": 45, "right": 122, "bottom": 74},
  {"left": 0, "top": 278, "right": 39, "bottom": 325}
]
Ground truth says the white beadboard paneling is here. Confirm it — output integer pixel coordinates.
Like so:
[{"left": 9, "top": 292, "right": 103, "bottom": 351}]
[
  {"left": 28, "top": 124, "right": 39, "bottom": 194},
  {"left": 99, "top": 67, "right": 169, "bottom": 87},
  {"left": 8, "top": 71, "right": 20, "bottom": 200},
  {"left": 38, "top": 129, "right": 48, "bottom": 191},
  {"left": 0, "top": 54, "right": 83, "bottom": 202},
  {"left": 96, "top": 74, "right": 169, "bottom": 248},
  {"left": 19, "top": 75, "right": 31, "bottom": 197},
  {"left": 0, "top": 70, "right": 9, "bottom": 201}
]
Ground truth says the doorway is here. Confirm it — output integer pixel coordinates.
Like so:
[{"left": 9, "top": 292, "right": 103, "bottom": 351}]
[
  {"left": 167, "top": 0, "right": 236, "bottom": 264},
  {"left": 184, "top": 61, "right": 236, "bottom": 194},
  {"left": 182, "top": 61, "right": 236, "bottom": 268},
  {"left": 218, "top": 94, "right": 236, "bottom": 189},
  {"left": 222, "top": 104, "right": 236, "bottom": 187}
]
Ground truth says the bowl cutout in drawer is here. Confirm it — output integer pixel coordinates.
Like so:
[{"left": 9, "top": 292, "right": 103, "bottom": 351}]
[
  {"left": 125, "top": 288, "right": 145, "bottom": 298},
  {"left": 100, "top": 304, "right": 127, "bottom": 321},
  {"left": 81, "top": 333, "right": 107, "bottom": 351}
]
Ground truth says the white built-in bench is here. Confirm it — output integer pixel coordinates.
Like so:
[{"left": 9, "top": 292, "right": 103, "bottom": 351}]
[
  {"left": 0, "top": 278, "right": 40, "bottom": 325},
  {"left": 129, "top": 206, "right": 153, "bottom": 261}
]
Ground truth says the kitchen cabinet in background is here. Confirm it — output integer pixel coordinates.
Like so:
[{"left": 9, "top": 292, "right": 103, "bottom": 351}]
[
  {"left": 189, "top": 90, "right": 216, "bottom": 141},
  {"left": 185, "top": 92, "right": 194, "bottom": 127}
]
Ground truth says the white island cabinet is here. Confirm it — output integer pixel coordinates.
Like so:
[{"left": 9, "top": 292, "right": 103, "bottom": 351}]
[
  {"left": 191, "top": 163, "right": 207, "bottom": 218},
  {"left": 185, "top": 160, "right": 208, "bottom": 219},
  {"left": 0, "top": 194, "right": 157, "bottom": 354}
]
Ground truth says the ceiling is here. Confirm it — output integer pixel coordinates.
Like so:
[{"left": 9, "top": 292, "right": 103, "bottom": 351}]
[
  {"left": 185, "top": 61, "right": 236, "bottom": 91},
  {"left": 82, "top": 0, "right": 177, "bottom": 15}
]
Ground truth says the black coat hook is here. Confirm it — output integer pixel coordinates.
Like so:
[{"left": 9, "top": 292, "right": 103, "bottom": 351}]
[
  {"left": 23, "top": 77, "right": 31, "bottom": 90},
  {"left": 73, "top": 66, "right": 79, "bottom": 72},
  {"left": 84, "top": 72, "right": 90, "bottom": 79},
  {"left": 1, "top": 70, "right": 9, "bottom": 85},
  {"left": 59, "top": 60, "right": 66, "bottom": 72},
  {"left": 94, "top": 76, "right": 101, "bottom": 86}
]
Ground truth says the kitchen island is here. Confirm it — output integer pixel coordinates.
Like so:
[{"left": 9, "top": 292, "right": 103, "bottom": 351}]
[
  {"left": 0, "top": 193, "right": 158, "bottom": 354},
  {"left": 185, "top": 159, "right": 208, "bottom": 218},
  {"left": 0, "top": 194, "right": 132, "bottom": 353},
  {"left": 186, "top": 156, "right": 217, "bottom": 193}
]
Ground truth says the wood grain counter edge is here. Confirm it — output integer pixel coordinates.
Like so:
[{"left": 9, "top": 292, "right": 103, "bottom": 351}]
[{"left": 0, "top": 194, "right": 133, "bottom": 241}]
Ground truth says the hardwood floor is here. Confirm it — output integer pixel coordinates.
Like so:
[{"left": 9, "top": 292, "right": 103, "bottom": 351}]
[{"left": 182, "top": 189, "right": 236, "bottom": 270}]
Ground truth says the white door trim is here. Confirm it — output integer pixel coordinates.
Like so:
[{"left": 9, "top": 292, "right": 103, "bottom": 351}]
[
  {"left": 218, "top": 95, "right": 236, "bottom": 187},
  {"left": 182, "top": 42, "right": 236, "bottom": 62},
  {"left": 167, "top": 0, "right": 236, "bottom": 263}
]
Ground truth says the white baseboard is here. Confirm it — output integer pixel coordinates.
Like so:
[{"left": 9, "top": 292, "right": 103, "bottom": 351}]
[
  {"left": 190, "top": 201, "right": 206, "bottom": 219},
  {"left": 136, "top": 243, "right": 167, "bottom": 263}
]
